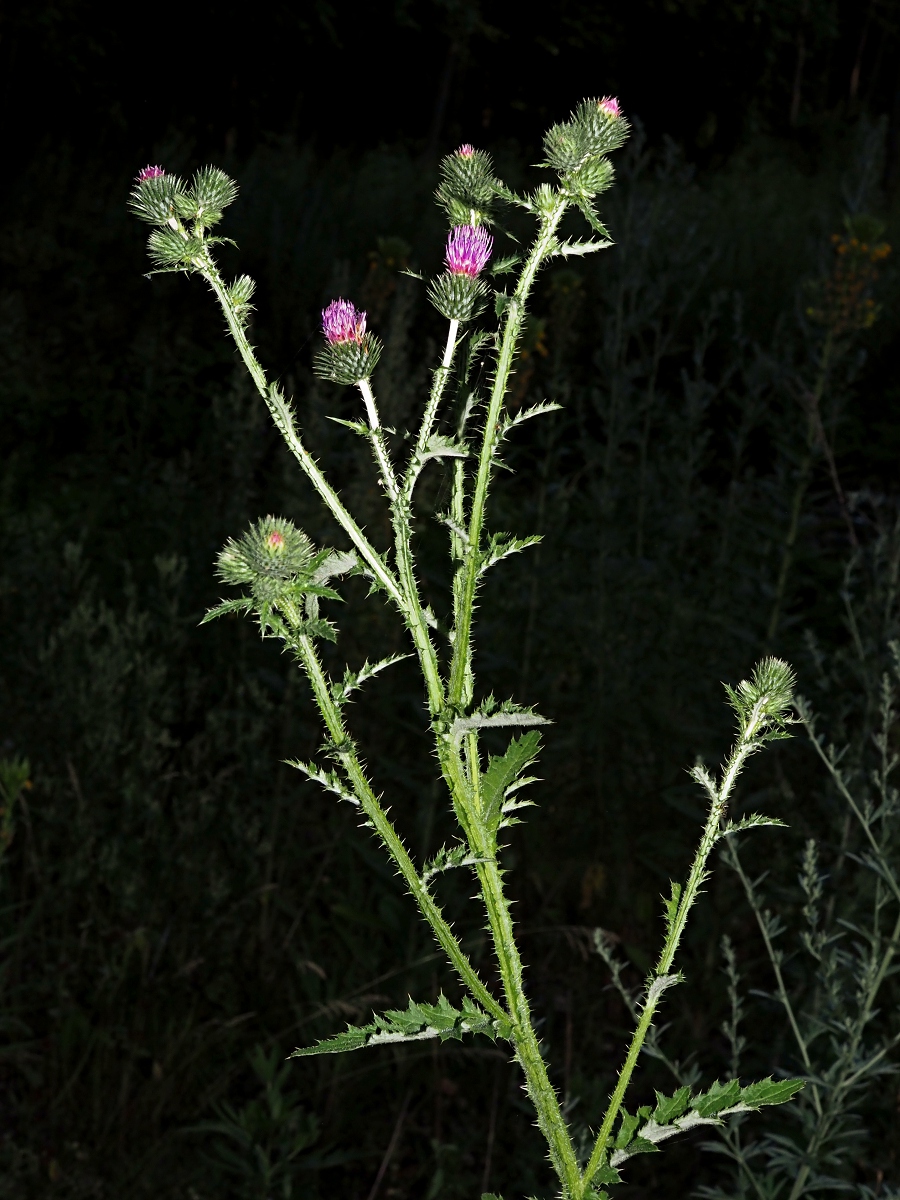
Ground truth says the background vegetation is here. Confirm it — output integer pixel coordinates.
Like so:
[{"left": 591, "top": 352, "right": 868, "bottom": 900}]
[{"left": 2, "top": 1, "right": 900, "bottom": 1197}]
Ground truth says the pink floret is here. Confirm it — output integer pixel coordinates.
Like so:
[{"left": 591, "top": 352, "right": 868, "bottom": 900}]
[
  {"left": 137, "top": 165, "right": 165, "bottom": 182},
  {"left": 444, "top": 224, "right": 493, "bottom": 277},
  {"left": 457, "top": 144, "right": 475, "bottom": 157},
  {"left": 322, "top": 299, "right": 367, "bottom": 344},
  {"left": 598, "top": 96, "right": 622, "bottom": 119}
]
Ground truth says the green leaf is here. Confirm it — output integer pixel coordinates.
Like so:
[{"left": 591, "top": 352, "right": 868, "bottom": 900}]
[
  {"left": 287, "top": 760, "right": 359, "bottom": 806},
  {"left": 290, "top": 994, "right": 512, "bottom": 1057},
  {"left": 478, "top": 532, "right": 542, "bottom": 578},
  {"left": 653, "top": 1086, "right": 692, "bottom": 1125},
  {"left": 590, "top": 1165, "right": 622, "bottom": 1186},
  {"left": 663, "top": 882, "right": 682, "bottom": 935},
  {"left": 422, "top": 843, "right": 486, "bottom": 886},
  {"left": 693, "top": 1079, "right": 742, "bottom": 1118},
  {"left": 717, "top": 814, "right": 787, "bottom": 840},
  {"left": 497, "top": 401, "right": 562, "bottom": 440},
  {"left": 490, "top": 254, "right": 521, "bottom": 276},
  {"left": 200, "top": 596, "right": 254, "bottom": 624},
  {"left": 734, "top": 1077, "right": 805, "bottom": 1110},
  {"left": 624, "top": 1136, "right": 659, "bottom": 1157},
  {"left": 331, "top": 653, "right": 411, "bottom": 705},
  {"left": 572, "top": 195, "right": 611, "bottom": 240},
  {"left": 614, "top": 1109, "right": 641, "bottom": 1149},
  {"left": 481, "top": 731, "right": 542, "bottom": 834}
]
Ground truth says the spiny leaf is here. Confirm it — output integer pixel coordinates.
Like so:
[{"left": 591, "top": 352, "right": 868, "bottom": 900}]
[
  {"left": 730, "top": 1077, "right": 806, "bottom": 1110},
  {"left": 201, "top": 596, "right": 254, "bottom": 624},
  {"left": 287, "top": 760, "right": 359, "bottom": 806},
  {"left": 422, "top": 843, "right": 487, "bottom": 886},
  {"left": 717, "top": 813, "right": 787, "bottom": 840},
  {"left": 478, "top": 533, "right": 542, "bottom": 578},
  {"left": 610, "top": 1076, "right": 806, "bottom": 1167},
  {"left": 555, "top": 239, "right": 612, "bottom": 257},
  {"left": 332, "top": 653, "right": 411, "bottom": 705},
  {"left": 653, "top": 1085, "right": 692, "bottom": 1125},
  {"left": 417, "top": 434, "right": 469, "bottom": 463},
  {"left": 693, "top": 1078, "right": 742, "bottom": 1117},
  {"left": 449, "top": 703, "right": 550, "bottom": 746},
  {"left": 615, "top": 1110, "right": 641, "bottom": 1149},
  {"left": 481, "top": 731, "right": 542, "bottom": 834},
  {"left": 498, "top": 401, "right": 562, "bottom": 439},
  {"left": 290, "top": 994, "right": 512, "bottom": 1057},
  {"left": 663, "top": 881, "right": 682, "bottom": 935}
]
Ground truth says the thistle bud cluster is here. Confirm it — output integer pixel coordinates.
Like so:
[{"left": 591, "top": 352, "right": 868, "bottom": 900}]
[
  {"left": 313, "top": 300, "right": 383, "bottom": 385},
  {"left": 128, "top": 165, "right": 239, "bottom": 273},
  {"left": 428, "top": 224, "right": 494, "bottom": 323},
  {"left": 435, "top": 143, "right": 498, "bottom": 228},
  {"left": 543, "top": 96, "right": 629, "bottom": 177}
]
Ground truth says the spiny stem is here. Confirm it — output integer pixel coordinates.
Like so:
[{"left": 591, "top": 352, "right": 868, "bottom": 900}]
[
  {"left": 441, "top": 741, "right": 582, "bottom": 1197},
  {"left": 358, "top": 378, "right": 446, "bottom": 715},
  {"left": 584, "top": 722, "right": 763, "bottom": 1189},
  {"left": 449, "top": 199, "right": 567, "bottom": 706},
  {"left": 200, "top": 259, "right": 404, "bottom": 610},
  {"left": 291, "top": 631, "right": 504, "bottom": 1021}
]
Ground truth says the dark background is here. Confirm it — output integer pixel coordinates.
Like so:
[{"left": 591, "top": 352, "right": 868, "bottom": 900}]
[{"left": 2, "top": 1, "right": 900, "bottom": 1198}]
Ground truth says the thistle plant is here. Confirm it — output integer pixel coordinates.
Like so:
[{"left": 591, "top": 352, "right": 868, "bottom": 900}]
[{"left": 129, "top": 101, "right": 803, "bottom": 1199}]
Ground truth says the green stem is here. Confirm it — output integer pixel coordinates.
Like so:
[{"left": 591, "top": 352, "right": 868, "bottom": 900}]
[
  {"left": 449, "top": 199, "right": 567, "bottom": 705},
  {"left": 442, "top": 741, "right": 582, "bottom": 1198},
  {"left": 358, "top": 381, "right": 446, "bottom": 715},
  {"left": 200, "top": 260, "right": 404, "bottom": 610},
  {"left": 584, "top": 711, "right": 768, "bottom": 1190},
  {"left": 291, "top": 631, "right": 505, "bottom": 1023}
]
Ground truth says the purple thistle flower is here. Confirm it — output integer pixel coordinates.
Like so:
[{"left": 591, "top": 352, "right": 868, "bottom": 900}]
[
  {"left": 137, "top": 165, "right": 165, "bottom": 182},
  {"left": 456, "top": 144, "right": 475, "bottom": 157},
  {"left": 444, "top": 225, "right": 493, "bottom": 278},
  {"left": 322, "top": 299, "right": 367, "bottom": 344},
  {"left": 598, "top": 96, "right": 622, "bottom": 119}
]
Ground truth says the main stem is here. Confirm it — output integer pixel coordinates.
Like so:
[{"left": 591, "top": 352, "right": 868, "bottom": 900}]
[{"left": 443, "top": 742, "right": 582, "bottom": 1197}]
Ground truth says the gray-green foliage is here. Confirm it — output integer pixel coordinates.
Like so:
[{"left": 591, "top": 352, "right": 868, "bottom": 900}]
[{"left": 128, "top": 99, "right": 805, "bottom": 1200}]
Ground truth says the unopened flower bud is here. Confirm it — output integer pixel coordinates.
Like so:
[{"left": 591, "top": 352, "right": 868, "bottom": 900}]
[
  {"left": 266, "top": 531, "right": 285, "bottom": 551},
  {"left": 445, "top": 225, "right": 493, "bottom": 277}
]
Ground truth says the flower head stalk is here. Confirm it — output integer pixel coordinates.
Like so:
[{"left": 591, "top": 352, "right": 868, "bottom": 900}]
[{"left": 444, "top": 224, "right": 493, "bottom": 277}]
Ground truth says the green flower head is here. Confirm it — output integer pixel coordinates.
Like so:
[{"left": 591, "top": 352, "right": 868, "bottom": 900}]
[{"left": 216, "top": 516, "right": 315, "bottom": 605}]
